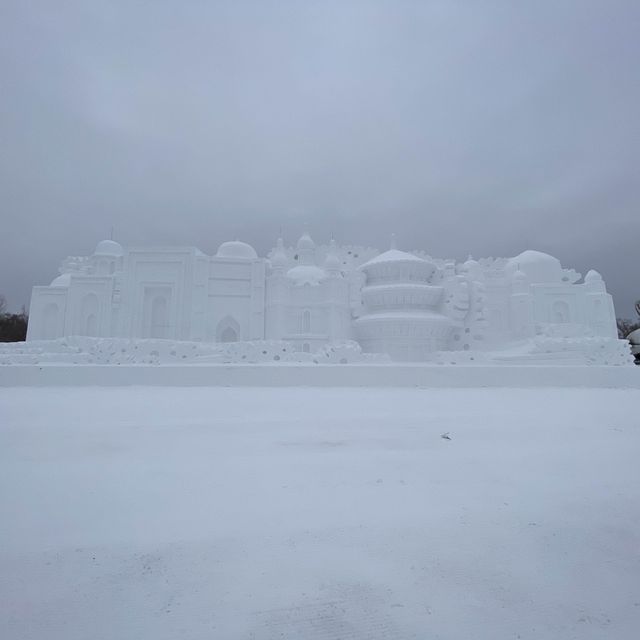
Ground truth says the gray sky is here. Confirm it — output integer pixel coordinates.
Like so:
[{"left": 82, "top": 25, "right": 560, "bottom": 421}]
[{"left": 2, "top": 0, "right": 639, "bottom": 316}]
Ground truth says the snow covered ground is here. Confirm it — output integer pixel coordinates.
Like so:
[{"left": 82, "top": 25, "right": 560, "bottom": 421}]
[{"left": 1, "top": 387, "right": 639, "bottom": 639}]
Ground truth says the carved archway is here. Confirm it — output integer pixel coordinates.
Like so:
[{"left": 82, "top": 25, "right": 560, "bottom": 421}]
[
  {"left": 552, "top": 300, "right": 571, "bottom": 323},
  {"left": 78, "top": 293, "right": 99, "bottom": 336},
  {"left": 216, "top": 316, "right": 240, "bottom": 343}
]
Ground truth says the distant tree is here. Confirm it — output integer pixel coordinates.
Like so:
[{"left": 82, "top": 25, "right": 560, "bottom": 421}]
[
  {"left": 0, "top": 296, "right": 29, "bottom": 342},
  {"left": 617, "top": 299, "right": 640, "bottom": 339}
]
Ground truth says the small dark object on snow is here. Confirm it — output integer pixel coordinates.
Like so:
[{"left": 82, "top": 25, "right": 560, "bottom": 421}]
[{"left": 441, "top": 432, "right": 451, "bottom": 440}]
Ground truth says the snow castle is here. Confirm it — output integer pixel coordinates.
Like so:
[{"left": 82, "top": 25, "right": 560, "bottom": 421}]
[{"left": 25, "top": 233, "right": 625, "bottom": 363}]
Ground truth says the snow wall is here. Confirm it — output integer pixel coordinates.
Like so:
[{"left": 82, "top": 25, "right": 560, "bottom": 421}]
[{"left": 0, "top": 364, "right": 638, "bottom": 388}]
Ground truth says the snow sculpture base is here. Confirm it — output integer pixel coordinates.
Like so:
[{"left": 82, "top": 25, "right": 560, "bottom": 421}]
[{"left": 1, "top": 338, "right": 636, "bottom": 387}]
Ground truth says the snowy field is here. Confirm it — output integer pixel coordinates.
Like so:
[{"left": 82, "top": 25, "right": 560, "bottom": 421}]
[{"left": 1, "top": 387, "right": 639, "bottom": 640}]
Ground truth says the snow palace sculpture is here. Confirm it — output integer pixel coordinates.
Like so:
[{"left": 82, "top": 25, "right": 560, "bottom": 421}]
[{"left": 24, "top": 233, "right": 628, "bottom": 364}]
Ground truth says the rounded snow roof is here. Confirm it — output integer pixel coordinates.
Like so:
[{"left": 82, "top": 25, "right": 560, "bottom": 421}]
[
  {"left": 216, "top": 240, "right": 258, "bottom": 260},
  {"left": 296, "top": 232, "right": 315, "bottom": 253},
  {"left": 50, "top": 273, "right": 72, "bottom": 287},
  {"left": 324, "top": 251, "right": 341, "bottom": 271},
  {"left": 584, "top": 269, "right": 603, "bottom": 283},
  {"left": 94, "top": 239, "right": 124, "bottom": 257},
  {"left": 628, "top": 328, "right": 640, "bottom": 345},
  {"left": 286, "top": 264, "right": 326, "bottom": 286},
  {"left": 359, "top": 249, "right": 425, "bottom": 269},
  {"left": 506, "top": 250, "right": 562, "bottom": 283}
]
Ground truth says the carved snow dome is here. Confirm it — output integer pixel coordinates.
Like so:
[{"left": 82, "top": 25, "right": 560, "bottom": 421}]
[
  {"left": 358, "top": 247, "right": 442, "bottom": 309},
  {"left": 216, "top": 240, "right": 258, "bottom": 260},
  {"left": 94, "top": 240, "right": 124, "bottom": 257},
  {"left": 286, "top": 232, "right": 327, "bottom": 286},
  {"left": 295, "top": 232, "right": 315, "bottom": 255},
  {"left": 506, "top": 250, "right": 562, "bottom": 284},
  {"left": 50, "top": 273, "right": 72, "bottom": 287},
  {"left": 358, "top": 246, "right": 436, "bottom": 284},
  {"left": 286, "top": 264, "right": 327, "bottom": 286},
  {"left": 354, "top": 239, "right": 452, "bottom": 361}
]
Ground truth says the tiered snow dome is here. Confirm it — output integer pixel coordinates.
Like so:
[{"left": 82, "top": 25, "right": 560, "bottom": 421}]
[{"left": 353, "top": 240, "right": 452, "bottom": 361}]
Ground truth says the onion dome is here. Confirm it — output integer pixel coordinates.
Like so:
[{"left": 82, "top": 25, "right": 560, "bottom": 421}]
[
  {"left": 295, "top": 232, "right": 316, "bottom": 265},
  {"left": 296, "top": 232, "right": 315, "bottom": 253}
]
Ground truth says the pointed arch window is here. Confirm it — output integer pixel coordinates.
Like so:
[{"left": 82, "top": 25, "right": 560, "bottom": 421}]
[{"left": 216, "top": 316, "right": 240, "bottom": 343}]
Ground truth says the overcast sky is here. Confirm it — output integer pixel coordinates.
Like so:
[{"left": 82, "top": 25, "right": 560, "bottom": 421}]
[{"left": 1, "top": 1, "right": 638, "bottom": 316}]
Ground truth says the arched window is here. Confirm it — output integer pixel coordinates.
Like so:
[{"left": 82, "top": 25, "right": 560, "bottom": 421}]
[
  {"left": 78, "top": 293, "right": 99, "bottom": 336},
  {"left": 552, "top": 300, "right": 571, "bottom": 324},
  {"left": 216, "top": 316, "right": 240, "bottom": 343},
  {"left": 221, "top": 326, "right": 237, "bottom": 342},
  {"left": 302, "top": 309, "right": 311, "bottom": 333}
]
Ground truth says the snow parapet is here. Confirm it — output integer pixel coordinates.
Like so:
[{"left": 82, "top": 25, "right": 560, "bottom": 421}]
[{"left": 0, "top": 338, "right": 388, "bottom": 366}]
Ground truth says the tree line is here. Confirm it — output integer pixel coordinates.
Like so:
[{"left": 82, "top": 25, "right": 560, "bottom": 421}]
[
  {"left": 0, "top": 296, "right": 28, "bottom": 342},
  {"left": 617, "top": 300, "right": 640, "bottom": 339}
]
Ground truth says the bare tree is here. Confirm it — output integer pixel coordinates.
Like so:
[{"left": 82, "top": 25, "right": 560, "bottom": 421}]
[
  {"left": 0, "top": 294, "right": 6, "bottom": 315},
  {"left": 617, "top": 300, "right": 640, "bottom": 339}
]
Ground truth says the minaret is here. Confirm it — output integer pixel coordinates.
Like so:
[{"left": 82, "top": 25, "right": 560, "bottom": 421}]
[
  {"left": 265, "top": 237, "right": 289, "bottom": 339},
  {"left": 271, "top": 237, "right": 288, "bottom": 274}
]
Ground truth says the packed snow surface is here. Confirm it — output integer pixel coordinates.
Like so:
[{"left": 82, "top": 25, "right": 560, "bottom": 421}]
[{"left": 1, "top": 387, "right": 639, "bottom": 639}]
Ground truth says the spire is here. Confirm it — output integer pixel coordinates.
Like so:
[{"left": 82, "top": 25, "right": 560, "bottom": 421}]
[
  {"left": 325, "top": 237, "right": 341, "bottom": 275},
  {"left": 271, "top": 236, "right": 288, "bottom": 272}
]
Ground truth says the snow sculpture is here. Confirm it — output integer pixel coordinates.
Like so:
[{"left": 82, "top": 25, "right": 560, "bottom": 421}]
[
  {"left": 353, "top": 238, "right": 453, "bottom": 361},
  {"left": 265, "top": 234, "right": 352, "bottom": 352},
  {"left": 24, "top": 233, "right": 628, "bottom": 364}
]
